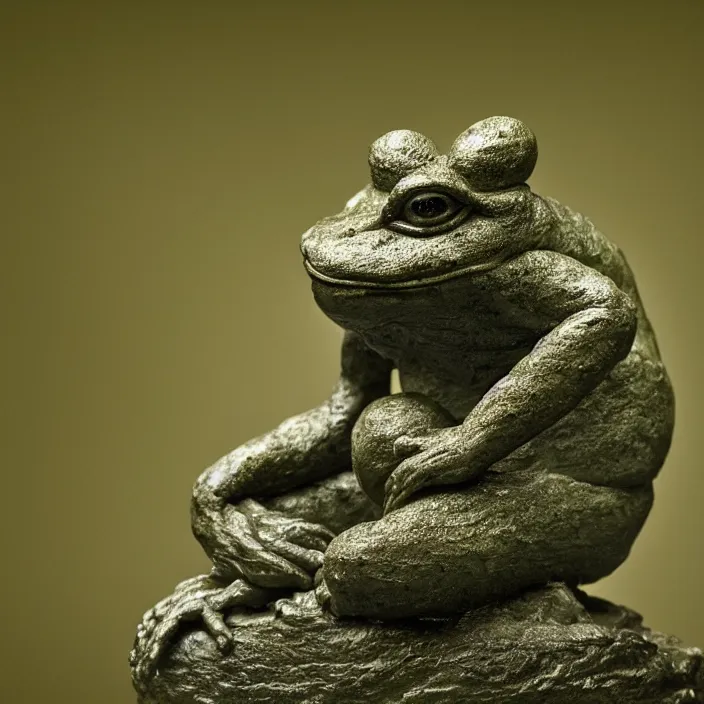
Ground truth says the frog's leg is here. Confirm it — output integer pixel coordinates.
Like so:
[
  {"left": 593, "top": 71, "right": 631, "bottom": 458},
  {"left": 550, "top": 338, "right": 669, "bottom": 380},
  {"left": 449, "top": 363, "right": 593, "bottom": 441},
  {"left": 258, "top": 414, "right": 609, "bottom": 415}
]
[
  {"left": 323, "top": 471, "right": 652, "bottom": 619},
  {"left": 321, "top": 392, "right": 653, "bottom": 620},
  {"left": 190, "top": 331, "right": 391, "bottom": 582}
]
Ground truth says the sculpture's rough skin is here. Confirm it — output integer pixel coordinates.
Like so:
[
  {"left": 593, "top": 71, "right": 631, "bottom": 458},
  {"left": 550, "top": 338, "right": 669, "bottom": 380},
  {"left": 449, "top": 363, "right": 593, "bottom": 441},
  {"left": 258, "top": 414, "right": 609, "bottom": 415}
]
[
  {"left": 130, "top": 117, "right": 700, "bottom": 702},
  {"left": 140, "top": 585, "right": 703, "bottom": 704}
]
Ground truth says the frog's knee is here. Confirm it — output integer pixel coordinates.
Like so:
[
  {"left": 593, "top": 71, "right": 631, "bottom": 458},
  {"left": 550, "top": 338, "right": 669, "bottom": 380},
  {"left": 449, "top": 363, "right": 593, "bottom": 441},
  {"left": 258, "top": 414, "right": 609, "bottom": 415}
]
[
  {"left": 352, "top": 393, "right": 455, "bottom": 505},
  {"left": 354, "top": 393, "right": 455, "bottom": 443}
]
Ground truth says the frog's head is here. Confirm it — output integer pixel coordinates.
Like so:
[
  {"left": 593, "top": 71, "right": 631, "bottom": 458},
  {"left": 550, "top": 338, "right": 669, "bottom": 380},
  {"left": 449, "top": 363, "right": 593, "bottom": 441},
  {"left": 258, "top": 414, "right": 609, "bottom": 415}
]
[{"left": 301, "top": 116, "right": 551, "bottom": 291}]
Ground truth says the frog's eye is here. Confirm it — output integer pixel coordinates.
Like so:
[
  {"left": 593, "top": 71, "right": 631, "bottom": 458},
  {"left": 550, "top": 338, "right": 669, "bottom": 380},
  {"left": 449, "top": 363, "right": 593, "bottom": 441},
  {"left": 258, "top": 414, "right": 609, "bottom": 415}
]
[
  {"left": 403, "top": 191, "right": 462, "bottom": 226},
  {"left": 389, "top": 190, "right": 470, "bottom": 235},
  {"left": 448, "top": 116, "right": 537, "bottom": 191}
]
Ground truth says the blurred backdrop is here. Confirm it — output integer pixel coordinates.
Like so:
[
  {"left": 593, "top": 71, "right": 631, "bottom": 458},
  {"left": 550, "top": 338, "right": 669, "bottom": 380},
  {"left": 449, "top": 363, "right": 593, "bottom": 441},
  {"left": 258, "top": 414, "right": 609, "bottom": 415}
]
[{"left": 2, "top": 1, "right": 702, "bottom": 702}]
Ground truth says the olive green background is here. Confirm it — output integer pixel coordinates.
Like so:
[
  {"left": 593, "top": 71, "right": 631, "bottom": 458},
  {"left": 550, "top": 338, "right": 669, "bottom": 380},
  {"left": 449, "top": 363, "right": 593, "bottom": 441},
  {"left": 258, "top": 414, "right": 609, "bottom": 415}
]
[{"left": 2, "top": 1, "right": 702, "bottom": 702}]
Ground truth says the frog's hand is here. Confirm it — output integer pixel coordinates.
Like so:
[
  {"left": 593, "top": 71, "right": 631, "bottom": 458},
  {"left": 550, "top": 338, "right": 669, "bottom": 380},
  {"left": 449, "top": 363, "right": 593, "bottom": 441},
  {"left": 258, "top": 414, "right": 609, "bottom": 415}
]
[
  {"left": 450, "top": 249, "right": 637, "bottom": 480},
  {"left": 129, "top": 577, "right": 276, "bottom": 696},
  {"left": 200, "top": 498, "right": 336, "bottom": 590},
  {"left": 191, "top": 331, "right": 391, "bottom": 576}
]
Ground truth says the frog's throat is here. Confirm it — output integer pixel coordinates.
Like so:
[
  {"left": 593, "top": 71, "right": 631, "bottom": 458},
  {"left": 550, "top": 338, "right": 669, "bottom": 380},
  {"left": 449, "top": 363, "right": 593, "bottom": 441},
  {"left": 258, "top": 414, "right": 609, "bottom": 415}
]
[{"left": 303, "top": 258, "right": 505, "bottom": 290}]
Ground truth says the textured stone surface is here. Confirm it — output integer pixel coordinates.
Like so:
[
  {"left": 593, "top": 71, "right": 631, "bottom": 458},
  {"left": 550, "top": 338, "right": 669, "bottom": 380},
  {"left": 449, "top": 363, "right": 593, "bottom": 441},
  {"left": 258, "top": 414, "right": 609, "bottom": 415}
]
[
  {"left": 130, "top": 117, "right": 692, "bottom": 700},
  {"left": 140, "top": 584, "right": 702, "bottom": 704}
]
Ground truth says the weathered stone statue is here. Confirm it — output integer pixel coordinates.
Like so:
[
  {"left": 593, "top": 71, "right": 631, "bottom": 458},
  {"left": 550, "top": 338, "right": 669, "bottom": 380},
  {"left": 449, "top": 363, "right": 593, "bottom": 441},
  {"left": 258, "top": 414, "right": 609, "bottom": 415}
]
[{"left": 130, "top": 117, "right": 702, "bottom": 703}]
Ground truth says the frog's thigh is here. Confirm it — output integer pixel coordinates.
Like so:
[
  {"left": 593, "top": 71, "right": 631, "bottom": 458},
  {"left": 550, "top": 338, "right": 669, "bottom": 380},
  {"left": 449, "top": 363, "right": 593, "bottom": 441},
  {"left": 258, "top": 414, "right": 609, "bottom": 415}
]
[
  {"left": 323, "top": 472, "right": 653, "bottom": 619},
  {"left": 509, "top": 353, "right": 674, "bottom": 486}
]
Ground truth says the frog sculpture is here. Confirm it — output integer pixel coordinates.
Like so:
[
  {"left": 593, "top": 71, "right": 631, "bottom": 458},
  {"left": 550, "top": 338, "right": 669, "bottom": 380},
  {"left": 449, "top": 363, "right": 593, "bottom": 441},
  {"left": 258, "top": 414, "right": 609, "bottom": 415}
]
[{"left": 130, "top": 116, "right": 675, "bottom": 693}]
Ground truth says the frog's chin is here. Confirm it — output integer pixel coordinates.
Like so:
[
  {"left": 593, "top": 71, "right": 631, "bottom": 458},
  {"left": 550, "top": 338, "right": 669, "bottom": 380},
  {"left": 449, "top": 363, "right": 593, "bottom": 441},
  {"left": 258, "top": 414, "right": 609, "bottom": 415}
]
[{"left": 303, "top": 258, "right": 503, "bottom": 290}]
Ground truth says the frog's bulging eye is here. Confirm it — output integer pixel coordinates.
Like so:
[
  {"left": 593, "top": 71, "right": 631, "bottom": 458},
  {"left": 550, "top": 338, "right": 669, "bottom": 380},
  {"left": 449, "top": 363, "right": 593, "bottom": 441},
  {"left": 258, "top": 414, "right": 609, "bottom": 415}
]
[
  {"left": 404, "top": 192, "right": 462, "bottom": 225},
  {"left": 408, "top": 194, "right": 451, "bottom": 221},
  {"left": 394, "top": 191, "right": 469, "bottom": 234}
]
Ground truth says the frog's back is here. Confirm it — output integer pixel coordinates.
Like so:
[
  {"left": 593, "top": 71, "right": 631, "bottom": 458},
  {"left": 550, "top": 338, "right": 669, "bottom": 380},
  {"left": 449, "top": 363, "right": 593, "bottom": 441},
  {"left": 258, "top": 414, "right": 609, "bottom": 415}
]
[{"left": 539, "top": 196, "right": 662, "bottom": 361}]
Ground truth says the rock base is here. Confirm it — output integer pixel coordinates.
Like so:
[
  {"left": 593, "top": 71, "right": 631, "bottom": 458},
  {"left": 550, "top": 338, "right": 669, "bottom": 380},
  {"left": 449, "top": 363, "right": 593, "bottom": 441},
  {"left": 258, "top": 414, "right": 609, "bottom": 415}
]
[{"left": 140, "top": 583, "right": 702, "bottom": 704}]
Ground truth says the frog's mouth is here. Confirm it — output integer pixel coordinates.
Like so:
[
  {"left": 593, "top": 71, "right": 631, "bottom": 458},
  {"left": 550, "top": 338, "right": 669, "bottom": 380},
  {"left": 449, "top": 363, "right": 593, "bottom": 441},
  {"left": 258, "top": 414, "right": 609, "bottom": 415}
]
[{"left": 303, "top": 258, "right": 504, "bottom": 290}]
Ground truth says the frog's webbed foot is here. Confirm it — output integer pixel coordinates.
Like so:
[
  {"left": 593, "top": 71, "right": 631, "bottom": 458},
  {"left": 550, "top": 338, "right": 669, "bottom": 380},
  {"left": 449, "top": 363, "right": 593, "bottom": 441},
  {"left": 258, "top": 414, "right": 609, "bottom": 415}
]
[{"left": 129, "top": 575, "right": 274, "bottom": 695}]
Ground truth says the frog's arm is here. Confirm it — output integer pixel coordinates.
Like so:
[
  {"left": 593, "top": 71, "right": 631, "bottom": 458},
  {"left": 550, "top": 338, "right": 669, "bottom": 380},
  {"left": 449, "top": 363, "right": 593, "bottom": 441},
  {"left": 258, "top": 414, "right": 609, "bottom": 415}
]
[
  {"left": 467, "top": 247, "right": 636, "bottom": 444},
  {"left": 191, "top": 331, "right": 391, "bottom": 557},
  {"left": 385, "top": 249, "right": 638, "bottom": 510}
]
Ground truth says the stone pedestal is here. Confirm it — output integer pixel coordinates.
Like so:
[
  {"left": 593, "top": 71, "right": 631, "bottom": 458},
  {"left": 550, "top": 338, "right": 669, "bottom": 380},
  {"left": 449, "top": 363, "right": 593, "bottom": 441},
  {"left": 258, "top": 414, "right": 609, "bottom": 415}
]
[{"left": 138, "top": 583, "right": 702, "bottom": 704}]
